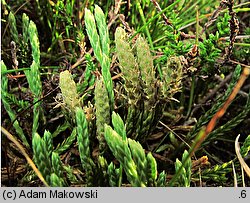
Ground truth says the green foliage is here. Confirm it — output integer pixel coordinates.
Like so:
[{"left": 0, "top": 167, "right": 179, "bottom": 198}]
[
  {"left": 54, "top": 128, "right": 77, "bottom": 154},
  {"left": 52, "top": 121, "right": 71, "bottom": 138},
  {"left": 32, "top": 133, "right": 52, "bottom": 184},
  {"left": 63, "top": 165, "right": 78, "bottom": 184},
  {"left": 217, "top": 13, "right": 231, "bottom": 36},
  {"left": 6, "top": 15, "right": 44, "bottom": 136},
  {"left": 32, "top": 130, "right": 71, "bottom": 186},
  {"left": 157, "top": 171, "right": 167, "bottom": 187},
  {"left": 107, "top": 162, "right": 121, "bottom": 187},
  {"left": 104, "top": 113, "right": 161, "bottom": 187},
  {"left": 174, "top": 150, "right": 191, "bottom": 187},
  {"left": 94, "top": 5, "right": 110, "bottom": 57},
  {"left": 233, "top": 27, "right": 250, "bottom": 62},
  {"left": 3, "top": 92, "right": 30, "bottom": 111},
  {"left": 199, "top": 33, "right": 221, "bottom": 71},
  {"left": 59, "top": 70, "right": 80, "bottom": 114},
  {"left": 51, "top": 152, "right": 66, "bottom": 186},
  {"left": 202, "top": 94, "right": 250, "bottom": 147},
  {"left": 85, "top": 5, "right": 114, "bottom": 109},
  {"left": 76, "top": 107, "right": 95, "bottom": 186},
  {"left": 1, "top": 61, "right": 30, "bottom": 149},
  {"left": 8, "top": 12, "right": 19, "bottom": 43},
  {"left": 104, "top": 124, "right": 145, "bottom": 186},
  {"left": 146, "top": 152, "right": 158, "bottom": 186},
  {"left": 43, "top": 130, "right": 53, "bottom": 157},
  {"left": 46, "top": 0, "right": 82, "bottom": 54},
  {"left": 187, "top": 65, "right": 242, "bottom": 141},
  {"left": 96, "top": 156, "right": 109, "bottom": 186},
  {"left": 193, "top": 161, "right": 232, "bottom": 183},
  {"left": 77, "top": 53, "right": 96, "bottom": 94},
  {"left": 28, "top": 21, "right": 40, "bottom": 65},
  {"left": 128, "top": 139, "right": 148, "bottom": 185},
  {"left": 50, "top": 173, "right": 64, "bottom": 187},
  {"left": 25, "top": 61, "right": 42, "bottom": 98},
  {"left": 2, "top": 0, "right": 250, "bottom": 188},
  {"left": 95, "top": 77, "right": 111, "bottom": 153},
  {"left": 22, "top": 13, "right": 30, "bottom": 45},
  {"left": 240, "top": 135, "right": 250, "bottom": 157},
  {"left": 111, "top": 111, "right": 126, "bottom": 140}
]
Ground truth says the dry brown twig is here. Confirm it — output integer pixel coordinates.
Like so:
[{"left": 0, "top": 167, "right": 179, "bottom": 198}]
[
  {"left": 108, "top": 0, "right": 123, "bottom": 29},
  {"left": 223, "top": 0, "right": 239, "bottom": 63},
  {"left": 150, "top": 0, "right": 172, "bottom": 26},
  {"left": 201, "top": 0, "right": 227, "bottom": 35}
]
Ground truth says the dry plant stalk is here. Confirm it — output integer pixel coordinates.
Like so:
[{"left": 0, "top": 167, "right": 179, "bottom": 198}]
[
  {"left": 235, "top": 135, "right": 250, "bottom": 178},
  {"left": 1, "top": 126, "right": 49, "bottom": 186},
  {"left": 223, "top": 0, "right": 239, "bottom": 63},
  {"left": 201, "top": 0, "right": 227, "bottom": 34}
]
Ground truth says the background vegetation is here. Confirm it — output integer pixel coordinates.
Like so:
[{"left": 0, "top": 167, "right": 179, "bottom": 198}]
[{"left": 1, "top": 0, "right": 250, "bottom": 187}]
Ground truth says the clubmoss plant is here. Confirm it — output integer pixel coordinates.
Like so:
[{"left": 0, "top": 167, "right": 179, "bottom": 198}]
[
  {"left": 8, "top": 12, "right": 19, "bottom": 43},
  {"left": 26, "top": 61, "right": 43, "bottom": 135},
  {"left": 1, "top": 0, "right": 250, "bottom": 188},
  {"left": 135, "top": 35, "right": 156, "bottom": 140},
  {"left": 52, "top": 121, "right": 71, "bottom": 138},
  {"left": 63, "top": 165, "right": 78, "bottom": 184},
  {"left": 43, "top": 130, "right": 53, "bottom": 158},
  {"left": 18, "top": 17, "right": 43, "bottom": 136},
  {"left": 114, "top": 28, "right": 141, "bottom": 95},
  {"left": 161, "top": 56, "right": 183, "bottom": 99},
  {"left": 22, "top": 13, "right": 30, "bottom": 45},
  {"left": 51, "top": 152, "right": 66, "bottom": 186},
  {"left": 193, "top": 161, "right": 233, "bottom": 183},
  {"left": 50, "top": 173, "right": 64, "bottom": 187},
  {"left": 114, "top": 26, "right": 190, "bottom": 141},
  {"left": 85, "top": 5, "right": 114, "bottom": 110},
  {"left": 104, "top": 112, "right": 164, "bottom": 186},
  {"left": 32, "top": 132, "right": 52, "bottom": 184},
  {"left": 28, "top": 21, "right": 40, "bottom": 65},
  {"left": 174, "top": 150, "right": 191, "bottom": 187},
  {"left": 128, "top": 139, "right": 148, "bottom": 185},
  {"left": 115, "top": 27, "right": 141, "bottom": 137},
  {"left": 107, "top": 162, "right": 121, "bottom": 187},
  {"left": 104, "top": 124, "right": 145, "bottom": 187},
  {"left": 146, "top": 152, "right": 158, "bottom": 186},
  {"left": 5, "top": 11, "right": 43, "bottom": 138},
  {"left": 59, "top": 70, "right": 81, "bottom": 114},
  {"left": 136, "top": 36, "right": 155, "bottom": 100},
  {"left": 76, "top": 107, "right": 95, "bottom": 186},
  {"left": 95, "top": 77, "right": 111, "bottom": 153},
  {"left": 157, "top": 171, "right": 167, "bottom": 187}
]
